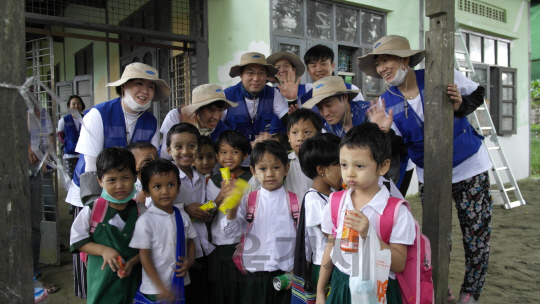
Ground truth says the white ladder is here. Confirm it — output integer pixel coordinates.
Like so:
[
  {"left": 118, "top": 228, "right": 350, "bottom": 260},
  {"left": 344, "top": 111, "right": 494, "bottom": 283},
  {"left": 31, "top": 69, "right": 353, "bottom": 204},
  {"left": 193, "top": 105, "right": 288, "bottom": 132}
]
[{"left": 454, "top": 21, "right": 526, "bottom": 209}]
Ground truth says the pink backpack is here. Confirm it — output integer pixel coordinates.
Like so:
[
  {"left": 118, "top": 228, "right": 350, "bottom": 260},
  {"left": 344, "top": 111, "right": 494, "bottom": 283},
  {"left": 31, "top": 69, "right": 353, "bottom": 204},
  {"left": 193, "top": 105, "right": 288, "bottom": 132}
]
[
  {"left": 233, "top": 190, "right": 300, "bottom": 275},
  {"left": 80, "top": 198, "right": 142, "bottom": 265},
  {"left": 329, "top": 191, "right": 434, "bottom": 304}
]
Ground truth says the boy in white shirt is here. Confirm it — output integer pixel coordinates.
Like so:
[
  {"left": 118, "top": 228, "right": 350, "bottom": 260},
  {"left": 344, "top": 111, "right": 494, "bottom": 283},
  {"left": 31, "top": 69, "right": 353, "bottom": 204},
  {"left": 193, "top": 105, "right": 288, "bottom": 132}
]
[
  {"left": 284, "top": 109, "right": 322, "bottom": 199},
  {"left": 165, "top": 123, "right": 214, "bottom": 304},
  {"left": 206, "top": 130, "right": 256, "bottom": 303},
  {"left": 222, "top": 140, "right": 297, "bottom": 304},
  {"left": 130, "top": 159, "right": 196, "bottom": 302},
  {"left": 296, "top": 133, "right": 343, "bottom": 287}
]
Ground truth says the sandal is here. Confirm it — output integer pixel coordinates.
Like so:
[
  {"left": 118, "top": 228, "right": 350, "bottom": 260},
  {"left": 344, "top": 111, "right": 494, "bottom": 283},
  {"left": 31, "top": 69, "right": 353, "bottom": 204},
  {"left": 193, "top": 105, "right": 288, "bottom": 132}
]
[{"left": 46, "top": 285, "right": 60, "bottom": 294}]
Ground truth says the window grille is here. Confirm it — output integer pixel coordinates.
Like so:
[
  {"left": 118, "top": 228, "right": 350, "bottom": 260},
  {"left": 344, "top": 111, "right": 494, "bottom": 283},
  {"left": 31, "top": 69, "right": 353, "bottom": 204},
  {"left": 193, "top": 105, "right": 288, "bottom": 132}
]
[{"left": 458, "top": 0, "right": 506, "bottom": 22}]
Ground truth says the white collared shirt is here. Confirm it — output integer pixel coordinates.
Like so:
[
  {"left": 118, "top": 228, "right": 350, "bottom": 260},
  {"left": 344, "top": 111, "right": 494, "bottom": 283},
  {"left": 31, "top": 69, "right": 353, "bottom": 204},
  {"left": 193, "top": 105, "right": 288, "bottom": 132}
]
[
  {"left": 304, "top": 189, "right": 329, "bottom": 265},
  {"left": 129, "top": 205, "right": 197, "bottom": 292},
  {"left": 284, "top": 152, "right": 313, "bottom": 201},
  {"left": 321, "top": 187, "right": 415, "bottom": 278},
  {"left": 221, "top": 186, "right": 297, "bottom": 273}
]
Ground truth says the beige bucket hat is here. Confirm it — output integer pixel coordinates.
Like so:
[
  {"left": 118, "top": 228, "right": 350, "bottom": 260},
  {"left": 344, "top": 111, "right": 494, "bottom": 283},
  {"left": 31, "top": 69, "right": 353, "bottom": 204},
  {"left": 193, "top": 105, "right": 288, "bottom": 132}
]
[
  {"left": 357, "top": 35, "right": 426, "bottom": 78},
  {"left": 107, "top": 62, "right": 172, "bottom": 101},
  {"left": 302, "top": 76, "right": 360, "bottom": 109},
  {"left": 267, "top": 52, "right": 306, "bottom": 78},
  {"left": 182, "top": 84, "right": 237, "bottom": 116},
  {"left": 229, "top": 52, "right": 279, "bottom": 78}
]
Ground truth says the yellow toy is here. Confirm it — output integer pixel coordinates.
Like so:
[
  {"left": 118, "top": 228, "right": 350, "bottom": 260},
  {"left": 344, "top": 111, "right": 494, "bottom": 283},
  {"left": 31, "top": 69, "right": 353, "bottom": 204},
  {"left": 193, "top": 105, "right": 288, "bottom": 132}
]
[{"left": 218, "top": 167, "right": 249, "bottom": 215}]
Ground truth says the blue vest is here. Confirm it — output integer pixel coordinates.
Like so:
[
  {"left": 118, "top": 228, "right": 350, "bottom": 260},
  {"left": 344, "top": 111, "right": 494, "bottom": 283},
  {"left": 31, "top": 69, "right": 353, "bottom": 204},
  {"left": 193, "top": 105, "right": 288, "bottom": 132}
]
[
  {"left": 224, "top": 82, "right": 278, "bottom": 141},
  {"left": 383, "top": 69, "right": 483, "bottom": 169},
  {"left": 210, "top": 120, "right": 229, "bottom": 142},
  {"left": 62, "top": 114, "right": 81, "bottom": 155},
  {"left": 72, "top": 98, "right": 157, "bottom": 186},
  {"left": 324, "top": 99, "right": 371, "bottom": 138}
]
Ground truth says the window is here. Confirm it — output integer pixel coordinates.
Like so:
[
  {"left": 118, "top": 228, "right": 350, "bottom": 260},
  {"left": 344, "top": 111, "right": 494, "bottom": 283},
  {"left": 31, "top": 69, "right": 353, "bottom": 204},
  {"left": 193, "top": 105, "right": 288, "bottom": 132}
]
[
  {"left": 271, "top": 0, "right": 386, "bottom": 97},
  {"left": 490, "top": 67, "right": 517, "bottom": 135},
  {"left": 74, "top": 43, "right": 93, "bottom": 76},
  {"left": 459, "top": 30, "right": 510, "bottom": 67}
]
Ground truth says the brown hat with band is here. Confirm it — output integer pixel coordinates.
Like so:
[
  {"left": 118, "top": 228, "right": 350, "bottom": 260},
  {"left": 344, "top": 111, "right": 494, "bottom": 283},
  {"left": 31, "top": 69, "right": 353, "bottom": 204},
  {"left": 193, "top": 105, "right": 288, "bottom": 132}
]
[
  {"left": 107, "top": 62, "right": 171, "bottom": 101},
  {"left": 267, "top": 52, "right": 306, "bottom": 78},
  {"left": 302, "top": 76, "right": 360, "bottom": 110},
  {"left": 182, "top": 84, "right": 237, "bottom": 116},
  {"left": 229, "top": 52, "right": 279, "bottom": 78},
  {"left": 357, "top": 35, "right": 425, "bottom": 78}
]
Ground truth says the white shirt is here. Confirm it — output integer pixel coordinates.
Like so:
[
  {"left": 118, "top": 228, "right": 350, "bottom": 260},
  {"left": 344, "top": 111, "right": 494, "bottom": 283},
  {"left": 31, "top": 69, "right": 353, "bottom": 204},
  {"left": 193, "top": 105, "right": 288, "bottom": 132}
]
[
  {"left": 221, "top": 186, "right": 296, "bottom": 273},
  {"left": 66, "top": 106, "right": 160, "bottom": 207},
  {"left": 393, "top": 70, "right": 492, "bottom": 183},
  {"left": 320, "top": 187, "right": 415, "bottom": 279},
  {"left": 206, "top": 174, "right": 258, "bottom": 245},
  {"left": 221, "top": 87, "right": 289, "bottom": 121},
  {"left": 284, "top": 152, "right": 313, "bottom": 201},
  {"left": 304, "top": 189, "right": 329, "bottom": 265},
  {"left": 129, "top": 205, "right": 197, "bottom": 292},
  {"left": 176, "top": 166, "right": 215, "bottom": 258}
]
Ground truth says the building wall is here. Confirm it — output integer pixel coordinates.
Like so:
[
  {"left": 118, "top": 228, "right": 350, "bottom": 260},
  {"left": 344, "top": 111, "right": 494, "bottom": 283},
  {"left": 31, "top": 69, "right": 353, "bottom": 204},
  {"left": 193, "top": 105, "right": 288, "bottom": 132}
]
[{"left": 531, "top": 3, "right": 540, "bottom": 80}]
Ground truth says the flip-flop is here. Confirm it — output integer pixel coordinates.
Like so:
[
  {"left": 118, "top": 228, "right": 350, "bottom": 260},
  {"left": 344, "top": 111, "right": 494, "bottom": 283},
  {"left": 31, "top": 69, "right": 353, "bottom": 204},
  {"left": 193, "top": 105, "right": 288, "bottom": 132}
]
[{"left": 46, "top": 285, "right": 60, "bottom": 294}]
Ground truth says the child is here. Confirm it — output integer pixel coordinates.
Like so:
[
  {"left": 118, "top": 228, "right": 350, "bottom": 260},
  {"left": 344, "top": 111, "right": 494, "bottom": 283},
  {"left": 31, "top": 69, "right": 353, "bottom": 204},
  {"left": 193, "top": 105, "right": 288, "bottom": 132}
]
[
  {"left": 129, "top": 158, "right": 197, "bottom": 302},
  {"left": 127, "top": 142, "right": 159, "bottom": 206},
  {"left": 166, "top": 123, "right": 214, "bottom": 304},
  {"left": 284, "top": 109, "right": 322, "bottom": 200},
  {"left": 271, "top": 132, "right": 292, "bottom": 152},
  {"left": 316, "top": 122, "right": 415, "bottom": 304},
  {"left": 297, "top": 133, "right": 342, "bottom": 287},
  {"left": 192, "top": 135, "right": 217, "bottom": 183},
  {"left": 206, "top": 130, "right": 256, "bottom": 304},
  {"left": 69, "top": 147, "right": 142, "bottom": 304},
  {"left": 222, "top": 139, "right": 297, "bottom": 304}
]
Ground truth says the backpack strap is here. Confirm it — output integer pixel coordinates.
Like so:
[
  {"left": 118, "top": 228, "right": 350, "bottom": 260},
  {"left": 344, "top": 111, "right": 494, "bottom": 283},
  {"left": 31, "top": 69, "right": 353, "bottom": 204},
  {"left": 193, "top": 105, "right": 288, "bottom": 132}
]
[
  {"left": 377, "top": 197, "right": 411, "bottom": 244},
  {"left": 89, "top": 197, "right": 108, "bottom": 234},
  {"left": 286, "top": 191, "right": 300, "bottom": 229},
  {"left": 329, "top": 190, "right": 347, "bottom": 238},
  {"left": 246, "top": 190, "right": 259, "bottom": 226}
]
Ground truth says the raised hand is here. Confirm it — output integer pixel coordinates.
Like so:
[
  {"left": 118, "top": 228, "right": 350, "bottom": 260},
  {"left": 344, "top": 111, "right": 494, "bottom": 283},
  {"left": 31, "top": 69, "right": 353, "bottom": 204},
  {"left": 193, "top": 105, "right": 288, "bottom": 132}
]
[{"left": 367, "top": 98, "right": 393, "bottom": 132}]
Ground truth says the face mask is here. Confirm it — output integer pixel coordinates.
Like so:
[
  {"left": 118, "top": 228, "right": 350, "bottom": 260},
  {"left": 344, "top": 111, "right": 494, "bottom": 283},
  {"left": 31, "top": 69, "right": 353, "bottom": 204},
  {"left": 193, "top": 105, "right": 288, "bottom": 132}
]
[
  {"left": 385, "top": 60, "right": 408, "bottom": 87},
  {"left": 123, "top": 88, "right": 152, "bottom": 112},
  {"left": 100, "top": 186, "right": 137, "bottom": 204}
]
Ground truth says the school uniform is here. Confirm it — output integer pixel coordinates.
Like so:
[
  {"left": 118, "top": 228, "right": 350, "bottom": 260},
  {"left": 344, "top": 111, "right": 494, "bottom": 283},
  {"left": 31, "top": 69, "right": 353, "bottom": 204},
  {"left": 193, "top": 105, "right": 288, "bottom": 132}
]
[
  {"left": 320, "top": 187, "right": 415, "bottom": 304},
  {"left": 284, "top": 151, "right": 313, "bottom": 200},
  {"left": 70, "top": 200, "right": 142, "bottom": 304},
  {"left": 206, "top": 170, "right": 254, "bottom": 304},
  {"left": 221, "top": 186, "right": 296, "bottom": 304},
  {"left": 129, "top": 205, "right": 197, "bottom": 295},
  {"left": 303, "top": 189, "right": 329, "bottom": 286}
]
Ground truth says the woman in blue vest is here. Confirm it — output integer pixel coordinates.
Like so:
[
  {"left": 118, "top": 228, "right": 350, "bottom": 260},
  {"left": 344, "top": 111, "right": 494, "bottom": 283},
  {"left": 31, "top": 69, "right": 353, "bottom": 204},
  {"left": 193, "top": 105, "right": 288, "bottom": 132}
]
[
  {"left": 66, "top": 62, "right": 170, "bottom": 299},
  {"left": 160, "top": 84, "right": 237, "bottom": 160},
  {"left": 57, "top": 95, "right": 86, "bottom": 179},
  {"left": 358, "top": 35, "right": 489, "bottom": 304}
]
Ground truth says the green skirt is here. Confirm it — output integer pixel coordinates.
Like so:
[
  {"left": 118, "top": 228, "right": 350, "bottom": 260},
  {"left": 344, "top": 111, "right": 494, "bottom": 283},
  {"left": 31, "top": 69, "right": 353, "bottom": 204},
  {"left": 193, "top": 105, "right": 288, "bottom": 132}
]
[
  {"left": 210, "top": 244, "right": 246, "bottom": 304},
  {"left": 311, "top": 264, "right": 321, "bottom": 289},
  {"left": 243, "top": 270, "right": 291, "bottom": 304},
  {"left": 326, "top": 268, "right": 402, "bottom": 304}
]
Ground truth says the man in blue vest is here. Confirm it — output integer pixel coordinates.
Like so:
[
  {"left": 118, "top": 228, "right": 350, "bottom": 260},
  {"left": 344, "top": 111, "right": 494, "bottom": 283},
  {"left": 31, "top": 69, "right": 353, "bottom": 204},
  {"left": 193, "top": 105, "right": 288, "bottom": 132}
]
[{"left": 223, "top": 52, "right": 290, "bottom": 145}]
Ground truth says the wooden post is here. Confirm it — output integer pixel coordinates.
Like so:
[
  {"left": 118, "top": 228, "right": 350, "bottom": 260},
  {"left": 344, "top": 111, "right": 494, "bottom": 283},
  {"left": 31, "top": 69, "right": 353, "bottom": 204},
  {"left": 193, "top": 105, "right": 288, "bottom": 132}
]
[
  {"left": 0, "top": 0, "right": 34, "bottom": 303},
  {"left": 424, "top": 0, "right": 455, "bottom": 303}
]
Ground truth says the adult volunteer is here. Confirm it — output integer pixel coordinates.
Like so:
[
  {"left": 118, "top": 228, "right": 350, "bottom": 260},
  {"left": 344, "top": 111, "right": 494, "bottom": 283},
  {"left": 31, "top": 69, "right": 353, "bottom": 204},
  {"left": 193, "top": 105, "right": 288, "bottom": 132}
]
[
  {"left": 65, "top": 62, "right": 170, "bottom": 299},
  {"left": 358, "top": 35, "right": 489, "bottom": 304}
]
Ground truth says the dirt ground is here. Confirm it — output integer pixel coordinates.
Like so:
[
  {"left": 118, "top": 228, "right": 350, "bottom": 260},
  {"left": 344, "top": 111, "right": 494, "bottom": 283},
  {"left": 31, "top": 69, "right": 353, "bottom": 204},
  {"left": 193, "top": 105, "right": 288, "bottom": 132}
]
[{"left": 40, "top": 178, "right": 540, "bottom": 303}]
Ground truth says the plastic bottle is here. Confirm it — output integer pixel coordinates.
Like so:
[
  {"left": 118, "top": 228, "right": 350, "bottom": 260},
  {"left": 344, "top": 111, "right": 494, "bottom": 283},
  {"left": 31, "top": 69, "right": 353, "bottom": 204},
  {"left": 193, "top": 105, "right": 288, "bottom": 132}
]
[
  {"left": 340, "top": 210, "right": 359, "bottom": 252},
  {"left": 34, "top": 277, "right": 48, "bottom": 303}
]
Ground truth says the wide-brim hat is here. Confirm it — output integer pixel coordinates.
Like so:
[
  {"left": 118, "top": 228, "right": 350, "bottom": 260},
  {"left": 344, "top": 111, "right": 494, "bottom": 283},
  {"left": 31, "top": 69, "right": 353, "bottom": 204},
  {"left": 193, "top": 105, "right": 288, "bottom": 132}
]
[
  {"left": 302, "top": 76, "right": 360, "bottom": 109},
  {"left": 357, "top": 35, "right": 426, "bottom": 78},
  {"left": 229, "top": 52, "right": 279, "bottom": 78},
  {"left": 107, "top": 62, "right": 172, "bottom": 101},
  {"left": 182, "top": 84, "right": 237, "bottom": 116},
  {"left": 267, "top": 52, "right": 305, "bottom": 78}
]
